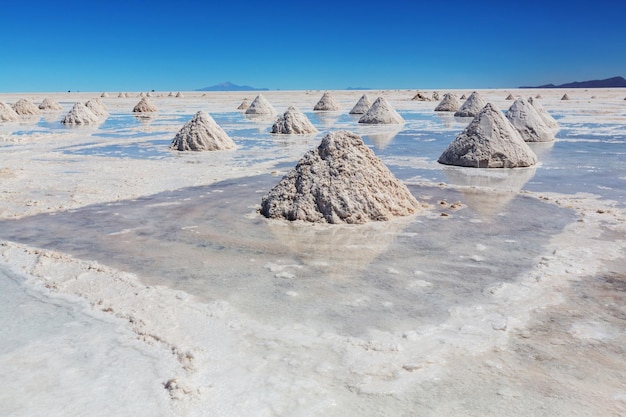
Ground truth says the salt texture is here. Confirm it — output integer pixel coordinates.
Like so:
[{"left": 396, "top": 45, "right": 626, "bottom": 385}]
[
  {"left": 434, "top": 93, "right": 461, "bottom": 112},
  {"left": 313, "top": 92, "right": 341, "bottom": 111},
  {"left": 439, "top": 103, "right": 537, "bottom": 168},
  {"left": 170, "top": 111, "right": 236, "bottom": 151},
  {"left": 38, "top": 98, "right": 63, "bottom": 111},
  {"left": 454, "top": 91, "right": 487, "bottom": 117},
  {"left": 133, "top": 97, "right": 158, "bottom": 113},
  {"left": 244, "top": 94, "right": 276, "bottom": 115},
  {"left": 270, "top": 106, "right": 318, "bottom": 134},
  {"left": 85, "top": 97, "right": 109, "bottom": 117},
  {"left": 349, "top": 94, "right": 372, "bottom": 114},
  {"left": 12, "top": 98, "right": 41, "bottom": 115},
  {"left": 0, "top": 101, "right": 20, "bottom": 122},
  {"left": 358, "top": 97, "right": 404, "bottom": 124},
  {"left": 60, "top": 103, "right": 100, "bottom": 125},
  {"left": 237, "top": 99, "right": 249, "bottom": 110},
  {"left": 505, "top": 98, "right": 554, "bottom": 142},
  {"left": 528, "top": 97, "right": 559, "bottom": 132},
  {"left": 260, "top": 130, "right": 420, "bottom": 223}
]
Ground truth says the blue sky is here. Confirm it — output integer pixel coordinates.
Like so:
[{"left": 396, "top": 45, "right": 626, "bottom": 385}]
[{"left": 1, "top": 0, "right": 624, "bottom": 92}]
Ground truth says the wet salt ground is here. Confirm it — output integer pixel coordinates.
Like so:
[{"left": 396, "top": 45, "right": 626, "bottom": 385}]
[{"left": 0, "top": 176, "right": 574, "bottom": 336}]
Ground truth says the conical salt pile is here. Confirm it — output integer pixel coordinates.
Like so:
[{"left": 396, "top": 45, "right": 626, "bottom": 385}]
[
  {"left": 358, "top": 97, "right": 404, "bottom": 124},
  {"left": 505, "top": 98, "right": 554, "bottom": 142},
  {"left": 260, "top": 130, "right": 420, "bottom": 224},
  {"left": 434, "top": 93, "right": 461, "bottom": 112},
  {"left": 561, "top": 93, "right": 570, "bottom": 100},
  {"left": 460, "top": 94, "right": 467, "bottom": 100},
  {"left": 349, "top": 94, "right": 372, "bottom": 114},
  {"left": 61, "top": 103, "right": 100, "bottom": 125},
  {"left": 133, "top": 97, "right": 158, "bottom": 112},
  {"left": 454, "top": 91, "right": 487, "bottom": 117},
  {"left": 411, "top": 92, "right": 432, "bottom": 101},
  {"left": 175, "top": 92, "right": 184, "bottom": 98},
  {"left": 38, "top": 98, "right": 63, "bottom": 111},
  {"left": 505, "top": 93, "right": 514, "bottom": 100},
  {"left": 432, "top": 91, "right": 440, "bottom": 101},
  {"left": 139, "top": 92, "right": 146, "bottom": 98},
  {"left": 271, "top": 106, "right": 318, "bottom": 134},
  {"left": 237, "top": 99, "right": 249, "bottom": 110},
  {"left": 147, "top": 92, "right": 153, "bottom": 97},
  {"left": 85, "top": 97, "right": 109, "bottom": 117},
  {"left": 101, "top": 92, "right": 109, "bottom": 98},
  {"left": 0, "top": 101, "right": 19, "bottom": 122},
  {"left": 118, "top": 93, "right": 124, "bottom": 98},
  {"left": 528, "top": 97, "right": 560, "bottom": 133},
  {"left": 439, "top": 103, "right": 537, "bottom": 168},
  {"left": 168, "top": 92, "right": 174, "bottom": 97},
  {"left": 245, "top": 94, "right": 276, "bottom": 115},
  {"left": 170, "top": 111, "right": 235, "bottom": 151},
  {"left": 314, "top": 92, "right": 341, "bottom": 111},
  {"left": 535, "top": 94, "right": 543, "bottom": 99},
  {"left": 12, "top": 99, "right": 41, "bottom": 115}
]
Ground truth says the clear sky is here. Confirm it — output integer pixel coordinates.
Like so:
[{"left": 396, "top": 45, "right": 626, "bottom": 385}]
[{"left": 1, "top": 0, "right": 624, "bottom": 92}]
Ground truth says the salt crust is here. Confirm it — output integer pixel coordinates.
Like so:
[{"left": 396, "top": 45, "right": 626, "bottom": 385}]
[
  {"left": 358, "top": 97, "right": 404, "bottom": 124},
  {"left": 0, "top": 101, "right": 20, "bottom": 122},
  {"left": 38, "top": 97, "right": 63, "bottom": 111},
  {"left": 244, "top": 94, "right": 276, "bottom": 115},
  {"left": 313, "top": 92, "right": 341, "bottom": 111},
  {"left": 439, "top": 103, "right": 537, "bottom": 168},
  {"left": 12, "top": 98, "right": 41, "bottom": 115},
  {"left": 454, "top": 91, "right": 487, "bottom": 118},
  {"left": 60, "top": 103, "right": 100, "bottom": 125},
  {"left": 260, "top": 130, "right": 420, "bottom": 223},
  {"left": 349, "top": 94, "right": 372, "bottom": 114},
  {"left": 434, "top": 93, "right": 461, "bottom": 112},
  {"left": 505, "top": 98, "right": 554, "bottom": 142},
  {"left": 270, "top": 106, "right": 318, "bottom": 134},
  {"left": 133, "top": 97, "right": 158, "bottom": 113},
  {"left": 170, "top": 111, "right": 236, "bottom": 151}
]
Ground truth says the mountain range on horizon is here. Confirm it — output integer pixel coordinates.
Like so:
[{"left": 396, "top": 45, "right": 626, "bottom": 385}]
[
  {"left": 521, "top": 76, "right": 626, "bottom": 89},
  {"left": 196, "top": 82, "right": 269, "bottom": 92}
]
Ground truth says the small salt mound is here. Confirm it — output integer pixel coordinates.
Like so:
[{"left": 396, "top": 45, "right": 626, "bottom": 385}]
[
  {"left": 170, "top": 111, "right": 235, "bottom": 151},
  {"left": 349, "top": 94, "right": 372, "bottom": 114},
  {"left": 561, "top": 93, "right": 570, "bottom": 100},
  {"left": 313, "top": 92, "right": 341, "bottom": 111},
  {"left": 528, "top": 97, "right": 559, "bottom": 132},
  {"left": 244, "top": 94, "right": 276, "bottom": 115},
  {"left": 175, "top": 92, "right": 184, "bottom": 98},
  {"left": 358, "top": 97, "right": 404, "bottom": 124},
  {"left": 432, "top": 91, "right": 440, "bottom": 101},
  {"left": 454, "top": 91, "right": 487, "bottom": 117},
  {"left": 101, "top": 92, "right": 109, "bottom": 98},
  {"left": 535, "top": 94, "right": 543, "bottom": 99},
  {"left": 85, "top": 98, "right": 109, "bottom": 117},
  {"left": 237, "top": 99, "right": 249, "bottom": 110},
  {"left": 460, "top": 94, "right": 467, "bottom": 100},
  {"left": 168, "top": 92, "right": 174, "bottom": 97},
  {"left": 0, "top": 101, "right": 20, "bottom": 122},
  {"left": 271, "top": 106, "right": 318, "bottom": 134},
  {"left": 434, "top": 93, "right": 461, "bottom": 112},
  {"left": 411, "top": 92, "right": 432, "bottom": 101},
  {"left": 439, "top": 103, "right": 537, "bottom": 168},
  {"left": 118, "top": 93, "right": 124, "bottom": 98},
  {"left": 133, "top": 97, "right": 158, "bottom": 113},
  {"left": 12, "top": 99, "right": 41, "bottom": 115},
  {"left": 139, "top": 92, "right": 146, "bottom": 98},
  {"left": 505, "top": 98, "right": 554, "bottom": 142},
  {"left": 147, "top": 92, "right": 153, "bottom": 97},
  {"left": 124, "top": 93, "right": 130, "bottom": 98},
  {"left": 260, "top": 130, "right": 420, "bottom": 224},
  {"left": 505, "top": 93, "right": 514, "bottom": 100},
  {"left": 61, "top": 103, "right": 100, "bottom": 125},
  {"left": 38, "top": 98, "right": 63, "bottom": 111}
]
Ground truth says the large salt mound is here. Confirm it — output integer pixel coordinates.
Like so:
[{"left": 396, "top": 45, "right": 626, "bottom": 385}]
[
  {"left": 349, "top": 94, "right": 372, "bottom": 114},
  {"left": 12, "top": 99, "right": 41, "bottom": 115},
  {"left": 454, "top": 91, "right": 487, "bottom": 117},
  {"left": 0, "top": 101, "right": 20, "bottom": 122},
  {"left": 61, "top": 103, "right": 100, "bottom": 125},
  {"left": 133, "top": 97, "right": 158, "bottom": 112},
  {"left": 85, "top": 98, "right": 109, "bottom": 117},
  {"left": 244, "top": 94, "right": 276, "bottom": 115},
  {"left": 237, "top": 99, "right": 249, "bottom": 110},
  {"left": 271, "top": 106, "right": 318, "bottom": 134},
  {"left": 260, "top": 130, "right": 420, "bottom": 224},
  {"left": 38, "top": 98, "right": 63, "bottom": 111},
  {"left": 439, "top": 103, "right": 537, "bottom": 168},
  {"left": 505, "top": 98, "right": 554, "bottom": 142},
  {"left": 434, "top": 93, "right": 461, "bottom": 112},
  {"left": 313, "top": 92, "right": 341, "bottom": 111},
  {"left": 170, "top": 111, "right": 235, "bottom": 151},
  {"left": 529, "top": 97, "right": 559, "bottom": 132},
  {"left": 358, "top": 97, "right": 404, "bottom": 124}
]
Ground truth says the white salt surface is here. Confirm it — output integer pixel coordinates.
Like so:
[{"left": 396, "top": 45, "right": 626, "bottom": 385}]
[{"left": 1, "top": 89, "right": 626, "bottom": 417}]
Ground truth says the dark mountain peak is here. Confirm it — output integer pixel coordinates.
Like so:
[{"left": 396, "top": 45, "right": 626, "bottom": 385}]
[
  {"left": 196, "top": 82, "right": 269, "bottom": 92},
  {"left": 521, "top": 76, "right": 626, "bottom": 89}
]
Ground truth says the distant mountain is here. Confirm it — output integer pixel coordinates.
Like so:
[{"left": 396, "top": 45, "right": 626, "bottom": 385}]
[
  {"left": 196, "top": 81, "right": 269, "bottom": 92},
  {"left": 521, "top": 76, "right": 626, "bottom": 89}
]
